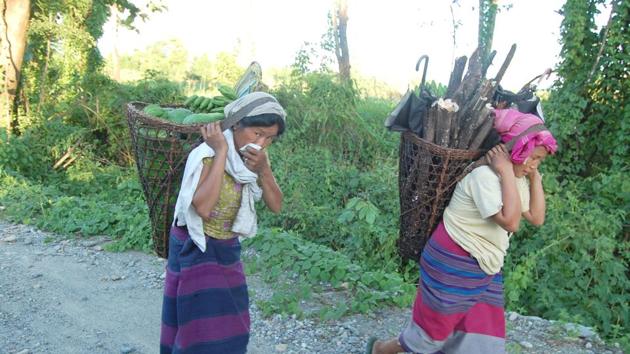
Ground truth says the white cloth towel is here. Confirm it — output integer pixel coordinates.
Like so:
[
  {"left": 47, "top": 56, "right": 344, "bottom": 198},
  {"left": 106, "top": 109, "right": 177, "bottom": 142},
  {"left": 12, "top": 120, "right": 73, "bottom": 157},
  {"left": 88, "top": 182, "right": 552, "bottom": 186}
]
[{"left": 172, "top": 129, "right": 262, "bottom": 252}]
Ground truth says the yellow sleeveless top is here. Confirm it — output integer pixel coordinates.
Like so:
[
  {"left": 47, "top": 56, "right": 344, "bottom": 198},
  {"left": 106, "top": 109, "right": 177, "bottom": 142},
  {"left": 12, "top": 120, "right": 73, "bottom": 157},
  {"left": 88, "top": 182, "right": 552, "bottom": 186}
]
[{"left": 201, "top": 157, "right": 243, "bottom": 239}]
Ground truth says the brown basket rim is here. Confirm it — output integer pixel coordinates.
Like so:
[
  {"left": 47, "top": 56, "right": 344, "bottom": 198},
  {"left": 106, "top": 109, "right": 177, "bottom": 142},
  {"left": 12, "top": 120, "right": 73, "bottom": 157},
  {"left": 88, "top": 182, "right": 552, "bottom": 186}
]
[
  {"left": 126, "top": 101, "right": 222, "bottom": 134},
  {"left": 402, "top": 131, "right": 482, "bottom": 158}
]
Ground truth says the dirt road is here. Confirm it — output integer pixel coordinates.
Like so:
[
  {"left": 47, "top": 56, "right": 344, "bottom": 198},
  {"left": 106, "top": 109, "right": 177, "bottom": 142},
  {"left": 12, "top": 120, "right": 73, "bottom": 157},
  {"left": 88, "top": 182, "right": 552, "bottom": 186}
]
[{"left": 0, "top": 222, "right": 623, "bottom": 354}]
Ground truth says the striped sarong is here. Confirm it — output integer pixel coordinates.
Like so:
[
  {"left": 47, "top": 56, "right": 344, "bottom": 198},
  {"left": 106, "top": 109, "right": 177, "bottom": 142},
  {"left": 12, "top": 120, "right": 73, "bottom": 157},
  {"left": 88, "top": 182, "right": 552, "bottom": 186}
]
[
  {"left": 400, "top": 222, "right": 505, "bottom": 354},
  {"left": 160, "top": 225, "right": 250, "bottom": 354}
]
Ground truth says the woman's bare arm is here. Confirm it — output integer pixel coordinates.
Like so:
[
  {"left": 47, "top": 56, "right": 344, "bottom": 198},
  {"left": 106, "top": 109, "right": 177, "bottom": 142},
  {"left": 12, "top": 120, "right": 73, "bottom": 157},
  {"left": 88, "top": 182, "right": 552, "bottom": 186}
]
[
  {"left": 487, "top": 145, "right": 522, "bottom": 232},
  {"left": 523, "top": 170, "right": 545, "bottom": 226},
  {"left": 192, "top": 122, "right": 228, "bottom": 219}
]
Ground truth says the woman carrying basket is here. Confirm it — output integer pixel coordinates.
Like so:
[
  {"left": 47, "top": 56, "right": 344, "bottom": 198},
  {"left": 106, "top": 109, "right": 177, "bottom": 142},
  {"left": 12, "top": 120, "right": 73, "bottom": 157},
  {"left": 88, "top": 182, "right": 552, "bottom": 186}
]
[
  {"left": 367, "top": 108, "right": 557, "bottom": 354},
  {"left": 160, "top": 92, "right": 286, "bottom": 354}
]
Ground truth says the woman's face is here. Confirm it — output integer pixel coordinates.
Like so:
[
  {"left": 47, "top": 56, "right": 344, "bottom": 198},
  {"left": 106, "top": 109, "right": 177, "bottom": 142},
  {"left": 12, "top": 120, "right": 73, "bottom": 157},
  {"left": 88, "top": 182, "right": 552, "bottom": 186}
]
[
  {"left": 513, "top": 146, "right": 549, "bottom": 177},
  {"left": 232, "top": 123, "right": 279, "bottom": 151}
]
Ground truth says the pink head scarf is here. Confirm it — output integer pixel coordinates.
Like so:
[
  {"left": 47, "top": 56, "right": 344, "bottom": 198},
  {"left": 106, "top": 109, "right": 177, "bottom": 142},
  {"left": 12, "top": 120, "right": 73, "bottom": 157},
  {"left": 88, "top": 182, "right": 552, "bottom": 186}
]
[{"left": 493, "top": 108, "right": 558, "bottom": 164}]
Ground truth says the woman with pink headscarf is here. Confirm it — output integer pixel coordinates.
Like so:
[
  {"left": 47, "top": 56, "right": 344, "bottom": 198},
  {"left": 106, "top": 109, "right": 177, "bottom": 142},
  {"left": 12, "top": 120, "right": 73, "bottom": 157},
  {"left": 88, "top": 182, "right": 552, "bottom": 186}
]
[{"left": 366, "top": 109, "right": 557, "bottom": 354}]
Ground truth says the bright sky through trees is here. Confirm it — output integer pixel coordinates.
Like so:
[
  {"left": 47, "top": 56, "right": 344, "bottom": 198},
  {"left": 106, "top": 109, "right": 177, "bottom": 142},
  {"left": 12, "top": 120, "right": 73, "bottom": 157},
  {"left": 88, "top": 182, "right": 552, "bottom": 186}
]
[{"left": 98, "top": 0, "right": 595, "bottom": 92}]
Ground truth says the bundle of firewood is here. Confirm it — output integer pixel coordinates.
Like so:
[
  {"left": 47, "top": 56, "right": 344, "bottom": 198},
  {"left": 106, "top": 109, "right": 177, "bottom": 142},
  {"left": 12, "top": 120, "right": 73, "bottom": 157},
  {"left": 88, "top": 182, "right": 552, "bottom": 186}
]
[
  {"left": 393, "top": 44, "right": 519, "bottom": 263},
  {"left": 421, "top": 44, "right": 516, "bottom": 151}
]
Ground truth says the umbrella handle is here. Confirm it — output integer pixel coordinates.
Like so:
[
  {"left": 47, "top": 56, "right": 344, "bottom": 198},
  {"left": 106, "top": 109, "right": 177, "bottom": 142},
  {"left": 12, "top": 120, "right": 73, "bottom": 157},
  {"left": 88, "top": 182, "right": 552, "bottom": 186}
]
[{"left": 415, "top": 55, "right": 429, "bottom": 90}]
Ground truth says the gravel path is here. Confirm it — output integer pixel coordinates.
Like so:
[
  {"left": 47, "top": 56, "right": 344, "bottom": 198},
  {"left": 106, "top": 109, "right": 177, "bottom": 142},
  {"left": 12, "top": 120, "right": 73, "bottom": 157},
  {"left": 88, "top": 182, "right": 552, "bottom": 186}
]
[{"left": 0, "top": 222, "right": 624, "bottom": 354}]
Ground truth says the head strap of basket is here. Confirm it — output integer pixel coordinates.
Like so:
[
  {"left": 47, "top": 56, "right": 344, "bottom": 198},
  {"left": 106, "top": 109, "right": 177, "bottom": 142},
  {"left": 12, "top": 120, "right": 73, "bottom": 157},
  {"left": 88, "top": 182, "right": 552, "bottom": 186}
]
[
  {"left": 220, "top": 92, "right": 286, "bottom": 131},
  {"left": 493, "top": 108, "right": 557, "bottom": 164}
]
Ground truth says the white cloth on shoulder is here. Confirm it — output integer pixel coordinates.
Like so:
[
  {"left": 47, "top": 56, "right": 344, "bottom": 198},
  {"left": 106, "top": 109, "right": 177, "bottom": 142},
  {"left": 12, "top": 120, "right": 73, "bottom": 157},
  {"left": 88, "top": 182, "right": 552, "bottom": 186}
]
[{"left": 172, "top": 129, "right": 262, "bottom": 252}]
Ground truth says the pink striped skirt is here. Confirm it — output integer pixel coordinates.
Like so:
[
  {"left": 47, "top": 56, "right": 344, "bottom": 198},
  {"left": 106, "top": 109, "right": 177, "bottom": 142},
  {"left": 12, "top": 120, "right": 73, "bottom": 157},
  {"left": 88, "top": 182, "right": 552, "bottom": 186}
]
[{"left": 399, "top": 222, "right": 505, "bottom": 354}]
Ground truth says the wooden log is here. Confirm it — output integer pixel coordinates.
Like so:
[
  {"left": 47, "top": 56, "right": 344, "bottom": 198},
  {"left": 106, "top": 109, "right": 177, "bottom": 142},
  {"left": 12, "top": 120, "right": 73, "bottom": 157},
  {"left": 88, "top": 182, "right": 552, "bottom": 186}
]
[
  {"left": 468, "top": 80, "right": 496, "bottom": 116},
  {"left": 445, "top": 56, "right": 467, "bottom": 99},
  {"left": 454, "top": 79, "right": 496, "bottom": 149},
  {"left": 494, "top": 44, "right": 517, "bottom": 85},
  {"left": 481, "top": 50, "right": 497, "bottom": 77},
  {"left": 422, "top": 106, "right": 437, "bottom": 143},
  {"left": 450, "top": 109, "right": 461, "bottom": 147},
  {"left": 53, "top": 144, "right": 80, "bottom": 170},
  {"left": 452, "top": 47, "right": 483, "bottom": 106},
  {"left": 469, "top": 113, "right": 495, "bottom": 150},
  {"left": 458, "top": 105, "right": 493, "bottom": 149},
  {"left": 434, "top": 107, "right": 452, "bottom": 147}
]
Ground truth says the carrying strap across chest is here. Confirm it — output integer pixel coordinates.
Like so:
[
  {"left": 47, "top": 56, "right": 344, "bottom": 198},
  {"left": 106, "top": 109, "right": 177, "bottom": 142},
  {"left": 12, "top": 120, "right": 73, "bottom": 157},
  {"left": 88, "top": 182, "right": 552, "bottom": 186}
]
[
  {"left": 443, "top": 124, "right": 548, "bottom": 194},
  {"left": 220, "top": 97, "right": 276, "bottom": 131}
]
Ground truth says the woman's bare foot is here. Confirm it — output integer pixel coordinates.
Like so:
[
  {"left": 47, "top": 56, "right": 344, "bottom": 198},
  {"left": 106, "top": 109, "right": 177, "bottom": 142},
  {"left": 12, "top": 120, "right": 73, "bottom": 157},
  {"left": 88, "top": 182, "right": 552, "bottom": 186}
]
[
  {"left": 371, "top": 340, "right": 381, "bottom": 354},
  {"left": 372, "top": 338, "right": 405, "bottom": 354}
]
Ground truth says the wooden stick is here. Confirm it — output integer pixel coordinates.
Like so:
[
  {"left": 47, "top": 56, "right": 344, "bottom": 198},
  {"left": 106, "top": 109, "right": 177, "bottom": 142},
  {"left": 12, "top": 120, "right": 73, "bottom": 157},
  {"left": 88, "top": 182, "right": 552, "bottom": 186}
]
[
  {"left": 434, "top": 107, "right": 453, "bottom": 147},
  {"left": 445, "top": 56, "right": 467, "bottom": 99},
  {"left": 53, "top": 146, "right": 75, "bottom": 170},
  {"left": 452, "top": 47, "right": 483, "bottom": 106},
  {"left": 587, "top": 1, "right": 616, "bottom": 83},
  {"left": 450, "top": 109, "right": 461, "bottom": 148},
  {"left": 455, "top": 79, "right": 495, "bottom": 149},
  {"left": 481, "top": 50, "right": 496, "bottom": 77},
  {"left": 458, "top": 105, "right": 493, "bottom": 149},
  {"left": 494, "top": 44, "right": 517, "bottom": 85},
  {"left": 422, "top": 107, "right": 437, "bottom": 143},
  {"left": 62, "top": 155, "right": 78, "bottom": 169},
  {"left": 469, "top": 113, "right": 495, "bottom": 150}
]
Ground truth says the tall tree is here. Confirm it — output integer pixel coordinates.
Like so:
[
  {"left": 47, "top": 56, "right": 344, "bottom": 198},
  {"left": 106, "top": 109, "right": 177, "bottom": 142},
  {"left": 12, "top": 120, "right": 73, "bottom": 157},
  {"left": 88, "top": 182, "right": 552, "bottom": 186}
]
[
  {"left": 1, "top": 0, "right": 31, "bottom": 131},
  {"left": 332, "top": 0, "right": 350, "bottom": 81}
]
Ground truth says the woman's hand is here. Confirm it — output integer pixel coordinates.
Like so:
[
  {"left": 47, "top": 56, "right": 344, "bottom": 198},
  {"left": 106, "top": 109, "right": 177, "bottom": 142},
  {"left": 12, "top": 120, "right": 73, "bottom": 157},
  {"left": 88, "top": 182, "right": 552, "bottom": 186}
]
[
  {"left": 527, "top": 168, "right": 542, "bottom": 182},
  {"left": 241, "top": 147, "right": 270, "bottom": 174},
  {"left": 200, "top": 122, "right": 227, "bottom": 154},
  {"left": 486, "top": 144, "right": 513, "bottom": 177},
  {"left": 243, "top": 147, "right": 282, "bottom": 213}
]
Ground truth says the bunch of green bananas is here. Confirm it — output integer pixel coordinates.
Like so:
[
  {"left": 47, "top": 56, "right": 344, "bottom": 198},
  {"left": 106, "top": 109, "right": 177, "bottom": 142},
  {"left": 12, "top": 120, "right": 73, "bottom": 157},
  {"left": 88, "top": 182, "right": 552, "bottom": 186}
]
[
  {"left": 183, "top": 84, "right": 237, "bottom": 115},
  {"left": 142, "top": 104, "right": 196, "bottom": 125}
]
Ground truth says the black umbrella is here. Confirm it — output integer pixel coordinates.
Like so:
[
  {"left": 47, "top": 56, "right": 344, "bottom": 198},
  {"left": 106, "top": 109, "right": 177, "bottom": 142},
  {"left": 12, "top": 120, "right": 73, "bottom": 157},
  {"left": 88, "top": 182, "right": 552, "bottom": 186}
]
[{"left": 384, "top": 55, "right": 437, "bottom": 136}]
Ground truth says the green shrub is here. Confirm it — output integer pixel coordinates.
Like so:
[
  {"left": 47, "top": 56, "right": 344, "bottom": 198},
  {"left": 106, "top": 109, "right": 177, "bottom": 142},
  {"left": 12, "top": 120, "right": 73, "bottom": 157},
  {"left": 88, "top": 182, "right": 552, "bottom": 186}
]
[
  {"left": 0, "top": 165, "right": 152, "bottom": 252},
  {"left": 505, "top": 172, "right": 629, "bottom": 338},
  {"left": 272, "top": 72, "right": 383, "bottom": 164},
  {"left": 259, "top": 142, "right": 401, "bottom": 272},
  {"left": 243, "top": 228, "right": 416, "bottom": 319},
  {"left": 0, "top": 119, "right": 89, "bottom": 181}
]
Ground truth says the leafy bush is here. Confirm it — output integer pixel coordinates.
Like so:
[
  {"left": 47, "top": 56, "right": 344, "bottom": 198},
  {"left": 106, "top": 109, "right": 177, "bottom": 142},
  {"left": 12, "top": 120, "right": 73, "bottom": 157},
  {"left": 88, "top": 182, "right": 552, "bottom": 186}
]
[
  {"left": 259, "top": 142, "right": 401, "bottom": 272},
  {"left": 0, "top": 164, "right": 152, "bottom": 252},
  {"left": 243, "top": 228, "right": 416, "bottom": 320},
  {"left": 0, "top": 119, "right": 90, "bottom": 181},
  {"left": 59, "top": 73, "right": 186, "bottom": 163},
  {"left": 273, "top": 72, "right": 383, "bottom": 163},
  {"left": 505, "top": 172, "right": 629, "bottom": 338}
]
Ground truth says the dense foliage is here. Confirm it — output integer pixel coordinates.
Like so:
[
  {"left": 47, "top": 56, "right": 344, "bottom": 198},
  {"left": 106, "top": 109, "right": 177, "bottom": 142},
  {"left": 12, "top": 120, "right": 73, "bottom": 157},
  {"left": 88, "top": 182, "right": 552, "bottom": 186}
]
[
  {"left": 505, "top": 0, "right": 628, "bottom": 340},
  {"left": 0, "top": 0, "right": 627, "bottom": 348}
]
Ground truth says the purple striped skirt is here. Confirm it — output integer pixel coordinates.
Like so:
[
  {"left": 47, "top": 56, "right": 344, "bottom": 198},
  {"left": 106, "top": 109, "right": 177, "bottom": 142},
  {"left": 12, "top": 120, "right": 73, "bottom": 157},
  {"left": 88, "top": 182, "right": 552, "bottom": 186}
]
[
  {"left": 160, "top": 225, "right": 249, "bottom": 354},
  {"left": 399, "top": 222, "right": 505, "bottom": 354}
]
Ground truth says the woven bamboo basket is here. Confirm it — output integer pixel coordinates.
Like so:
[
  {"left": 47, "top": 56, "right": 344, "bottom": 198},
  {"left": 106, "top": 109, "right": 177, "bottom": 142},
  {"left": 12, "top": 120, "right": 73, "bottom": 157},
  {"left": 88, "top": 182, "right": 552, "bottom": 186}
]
[
  {"left": 126, "top": 101, "right": 203, "bottom": 258},
  {"left": 397, "top": 131, "right": 482, "bottom": 263}
]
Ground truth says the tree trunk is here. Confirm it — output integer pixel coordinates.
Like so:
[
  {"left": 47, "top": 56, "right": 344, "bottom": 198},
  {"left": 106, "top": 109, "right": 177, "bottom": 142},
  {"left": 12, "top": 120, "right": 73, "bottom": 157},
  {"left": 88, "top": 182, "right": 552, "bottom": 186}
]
[
  {"left": 1, "top": 0, "right": 30, "bottom": 131},
  {"left": 37, "top": 34, "right": 50, "bottom": 111},
  {"left": 478, "top": 0, "right": 498, "bottom": 65},
  {"left": 333, "top": 0, "right": 350, "bottom": 81},
  {"left": 110, "top": 4, "right": 121, "bottom": 81}
]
